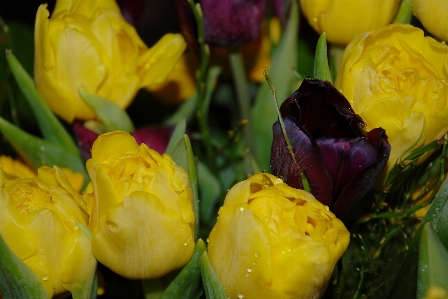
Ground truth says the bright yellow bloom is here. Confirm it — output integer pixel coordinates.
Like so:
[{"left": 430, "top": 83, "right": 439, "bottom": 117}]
[
  {"left": 300, "top": 0, "right": 399, "bottom": 45},
  {"left": 207, "top": 173, "right": 350, "bottom": 299},
  {"left": 0, "top": 155, "right": 84, "bottom": 191},
  {"left": 34, "top": 0, "right": 186, "bottom": 123},
  {"left": 335, "top": 24, "right": 448, "bottom": 179},
  {"left": 0, "top": 166, "right": 95, "bottom": 298},
  {"left": 146, "top": 48, "right": 197, "bottom": 104},
  {"left": 85, "top": 131, "right": 195, "bottom": 279},
  {"left": 0, "top": 155, "right": 36, "bottom": 179},
  {"left": 414, "top": 0, "right": 448, "bottom": 42},
  {"left": 423, "top": 287, "right": 448, "bottom": 299}
]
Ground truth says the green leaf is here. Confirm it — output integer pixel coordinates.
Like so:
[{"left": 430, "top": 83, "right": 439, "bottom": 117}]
[
  {"left": 164, "top": 92, "right": 198, "bottom": 125},
  {"left": 387, "top": 176, "right": 448, "bottom": 298},
  {"left": 160, "top": 239, "right": 207, "bottom": 299},
  {"left": 165, "top": 118, "right": 186, "bottom": 155},
  {"left": 418, "top": 223, "right": 448, "bottom": 298},
  {"left": 5, "top": 51, "right": 78, "bottom": 154},
  {"left": 251, "top": 0, "right": 299, "bottom": 171},
  {"left": 0, "top": 233, "right": 49, "bottom": 299},
  {"left": 314, "top": 33, "right": 332, "bottom": 83},
  {"left": 200, "top": 251, "right": 227, "bottom": 299},
  {"left": 171, "top": 135, "right": 200, "bottom": 240},
  {"left": 79, "top": 86, "right": 135, "bottom": 133},
  {"left": 0, "top": 117, "right": 88, "bottom": 178},
  {"left": 197, "top": 161, "right": 222, "bottom": 224}
]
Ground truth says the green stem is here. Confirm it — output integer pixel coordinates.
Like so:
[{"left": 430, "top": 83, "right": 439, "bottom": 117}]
[
  {"left": 229, "top": 49, "right": 255, "bottom": 157},
  {"left": 393, "top": 0, "right": 414, "bottom": 24}
]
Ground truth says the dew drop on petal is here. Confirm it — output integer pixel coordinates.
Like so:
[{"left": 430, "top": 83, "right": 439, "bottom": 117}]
[
  {"left": 254, "top": 251, "right": 260, "bottom": 258},
  {"left": 240, "top": 207, "right": 245, "bottom": 211},
  {"left": 207, "top": 238, "right": 210, "bottom": 243},
  {"left": 42, "top": 275, "right": 48, "bottom": 281},
  {"left": 247, "top": 267, "right": 252, "bottom": 273},
  {"left": 184, "top": 243, "right": 188, "bottom": 246},
  {"left": 238, "top": 293, "right": 244, "bottom": 299}
]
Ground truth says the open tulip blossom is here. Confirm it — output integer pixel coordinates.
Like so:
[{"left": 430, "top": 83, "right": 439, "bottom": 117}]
[
  {"left": 270, "top": 79, "right": 391, "bottom": 220},
  {"left": 2, "top": 0, "right": 448, "bottom": 298}
]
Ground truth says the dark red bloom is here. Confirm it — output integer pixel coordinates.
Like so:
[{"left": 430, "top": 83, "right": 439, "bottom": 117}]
[
  {"left": 201, "top": 0, "right": 267, "bottom": 46},
  {"left": 270, "top": 79, "right": 390, "bottom": 220}
]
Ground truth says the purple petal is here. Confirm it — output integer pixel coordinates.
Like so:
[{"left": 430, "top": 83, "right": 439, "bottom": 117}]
[
  {"left": 271, "top": 118, "right": 333, "bottom": 206},
  {"left": 131, "top": 126, "right": 174, "bottom": 154},
  {"left": 72, "top": 122, "right": 99, "bottom": 162}
]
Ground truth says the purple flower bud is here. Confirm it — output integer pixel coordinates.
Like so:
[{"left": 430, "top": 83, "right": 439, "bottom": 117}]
[
  {"left": 271, "top": 79, "right": 390, "bottom": 221},
  {"left": 202, "top": 0, "right": 267, "bottom": 46}
]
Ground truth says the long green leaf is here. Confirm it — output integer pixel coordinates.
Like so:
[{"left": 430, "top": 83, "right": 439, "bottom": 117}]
[
  {"left": 0, "top": 117, "right": 87, "bottom": 178},
  {"left": 165, "top": 118, "right": 186, "bottom": 155},
  {"left": 200, "top": 252, "right": 227, "bottom": 299},
  {"left": 171, "top": 135, "right": 200, "bottom": 240},
  {"left": 418, "top": 223, "right": 448, "bottom": 298},
  {"left": 314, "top": 33, "right": 332, "bottom": 83},
  {"left": 387, "top": 176, "right": 448, "bottom": 298},
  {"left": 0, "top": 233, "right": 49, "bottom": 299},
  {"left": 251, "top": 0, "right": 299, "bottom": 171},
  {"left": 79, "top": 86, "right": 135, "bottom": 133},
  {"left": 160, "top": 239, "right": 206, "bottom": 299},
  {"left": 5, "top": 51, "right": 78, "bottom": 154}
]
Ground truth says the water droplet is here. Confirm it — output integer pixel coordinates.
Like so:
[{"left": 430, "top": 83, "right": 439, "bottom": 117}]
[
  {"left": 73, "top": 225, "right": 78, "bottom": 231},
  {"left": 262, "top": 170, "right": 267, "bottom": 173},
  {"left": 42, "top": 275, "right": 48, "bottom": 281},
  {"left": 325, "top": 206, "right": 329, "bottom": 211},
  {"left": 240, "top": 207, "right": 245, "bottom": 211},
  {"left": 252, "top": 261, "right": 257, "bottom": 265},
  {"left": 206, "top": 238, "right": 210, "bottom": 243},
  {"left": 238, "top": 293, "right": 244, "bottom": 298},
  {"left": 263, "top": 185, "right": 269, "bottom": 189},
  {"left": 254, "top": 251, "right": 260, "bottom": 258},
  {"left": 358, "top": 164, "right": 363, "bottom": 168},
  {"left": 247, "top": 267, "right": 252, "bottom": 273},
  {"left": 312, "top": 17, "right": 318, "bottom": 23},
  {"left": 184, "top": 243, "right": 188, "bottom": 246},
  {"left": 246, "top": 273, "right": 250, "bottom": 277}
]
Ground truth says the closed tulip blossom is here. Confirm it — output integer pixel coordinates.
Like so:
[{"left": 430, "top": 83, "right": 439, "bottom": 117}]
[
  {"left": 85, "top": 131, "right": 195, "bottom": 279},
  {"left": 207, "top": 172, "right": 350, "bottom": 298},
  {"left": 270, "top": 79, "right": 390, "bottom": 219},
  {"left": 34, "top": 0, "right": 186, "bottom": 123},
  {"left": 0, "top": 166, "right": 95, "bottom": 298},
  {"left": 300, "top": 0, "right": 399, "bottom": 45},
  {"left": 201, "top": 0, "right": 267, "bottom": 46},
  {"left": 414, "top": 0, "right": 448, "bottom": 42}
]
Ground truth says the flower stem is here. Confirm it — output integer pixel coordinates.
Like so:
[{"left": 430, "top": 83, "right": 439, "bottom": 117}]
[{"left": 229, "top": 49, "right": 255, "bottom": 158}]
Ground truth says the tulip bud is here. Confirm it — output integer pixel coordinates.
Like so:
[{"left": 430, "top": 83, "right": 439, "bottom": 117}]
[
  {"left": 85, "top": 131, "right": 195, "bottom": 279},
  {"left": 414, "top": 0, "right": 448, "bottom": 42},
  {"left": 34, "top": 0, "right": 186, "bottom": 123},
  {"left": 207, "top": 172, "right": 350, "bottom": 298},
  {"left": 201, "top": 0, "right": 267, "bottom": 46},
  {"left": 0, "top": 165, "right": 95, "bottom": 298},
  {"left": 300, "top": 0, "right": 399, "bottom": 45},
  {"left": 271, "top": 79, "right": 390, "bottom": 220}
]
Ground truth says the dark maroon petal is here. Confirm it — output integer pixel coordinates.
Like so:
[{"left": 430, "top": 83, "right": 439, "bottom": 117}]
[
  {"left": 270, "top": 118, "right": 333, "bottom": 206},
  {"left": 201, "top": 0, "right": 267, "bottom": 46},
  {"left": 72, "top": 122, "right": 99, "bottom": 162},
  {"left": 131, "top": 126, "right": 174, "bottom": 154},
  {"left": 316, "top": 137, "right": 378, "bottom": 201},
  {"left": 117, "top": 0, "right": 144, "bottom": 25},
  {"left": 334, "top": 128, "right": 391, "bottom": 219},
  {"left": 175, "top": 0, "right": 200, "bottom": 59}
]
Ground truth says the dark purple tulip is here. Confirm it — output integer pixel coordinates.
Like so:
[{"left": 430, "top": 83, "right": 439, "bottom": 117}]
[
  {"left": 117, "top": 0, "right": 144, "bottom": 26},
  {"left": 72, "top": 123, "right": 175, "bottom": 161},
  {"left": 201, "top": 0, "right": 267, "bottom": 46},
  {"left": 270, "top": 79, "right": 390, "bottom": 220}
]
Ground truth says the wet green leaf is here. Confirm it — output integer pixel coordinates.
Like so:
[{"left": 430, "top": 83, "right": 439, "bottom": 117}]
[
  {"left": 200, "top": 252, "right": 227, "bottom": 299},
  {"left": 314, "top": 33, "right": 332, "bottom": 83}
]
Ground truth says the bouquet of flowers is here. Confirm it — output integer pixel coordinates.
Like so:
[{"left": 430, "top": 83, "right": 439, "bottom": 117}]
[{"left": 1, "top": 0, "right": 448, "bottom": 298}]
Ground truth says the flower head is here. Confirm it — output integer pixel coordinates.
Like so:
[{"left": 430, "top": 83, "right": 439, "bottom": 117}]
[
  {"left": 335, "top": 24, "right": 448, "bottom": 178},
  {"left": 207, "top": 172, "right": 350, "bottom": 298},
  {"left": 0, "top": 165, "right": 95, "bottom": 297},
  {"left": 271, "top": 79, "right": 390, "bottom": 219},
  {"left": 34, "top": 0, "right": 186, "bottom": 122},
  {"left": 85, "top": 131, "right": 195, "bottom": 279},
  {"left": 202, "top": 0, "right": 267, "bottom": 46},
  {"left": 414, "top": 0, "right": 448, "bottom": 42},
  {"left": 300, "top": 0, "right": 399, "bottom": 45}
]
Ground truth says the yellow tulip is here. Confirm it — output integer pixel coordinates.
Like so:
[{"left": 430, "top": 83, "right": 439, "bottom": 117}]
[
  {"left": 300, "top": 0, "right": 399, "bottom": 45},
  {"left": 85, "top": 131, "right": 195, "bottom": 279},
  {"left": 335, "top": 24, "right": 448, "bottom": 180},
  {"left": 34, "top": 0, "right": 186, "bottom": 123},
  {"left": 207, "top": 172, "right": 349, "bottom": 299},
  {"left": 414, "top": 0, "right": 448, "bottom": 42},
  {"left": 0, "top": 165, "right": 95, "bottom": 298},
  {"left": 0, "top": 155, "right": 36, "bottom": 179}
]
